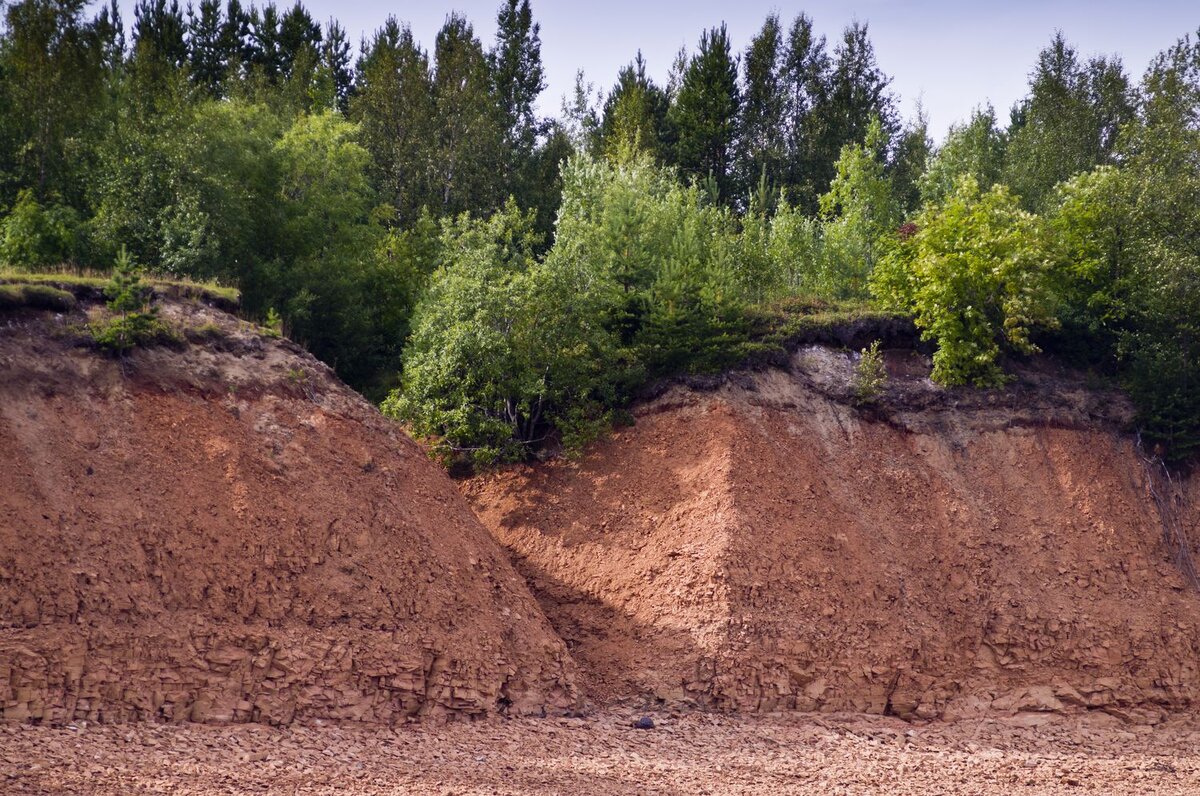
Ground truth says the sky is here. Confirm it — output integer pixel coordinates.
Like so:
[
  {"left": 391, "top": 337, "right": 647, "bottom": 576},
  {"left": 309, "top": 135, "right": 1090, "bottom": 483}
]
[{"left": 120, "top": 0, "right": 1198, "bottom": 139}]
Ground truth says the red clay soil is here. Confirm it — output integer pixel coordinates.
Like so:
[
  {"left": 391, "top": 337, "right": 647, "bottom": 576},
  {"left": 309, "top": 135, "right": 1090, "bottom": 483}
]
[
  {"left": 465, "top": 347, "right": 1200, "bottom": 721},
  {"left": 0, "top": 299, "right": 578, "bottom": 725}
]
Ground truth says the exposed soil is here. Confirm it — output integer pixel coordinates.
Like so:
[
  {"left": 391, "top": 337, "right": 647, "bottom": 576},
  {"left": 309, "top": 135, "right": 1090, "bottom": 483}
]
[
  {"left": 4, "top": 711, "right": 1200, "bottom": 795},
  {"left": 5, "top": 299, "right": 1200, "bottom": 792},
  {"left": 465, "top": 346, "right": 1200, "bottom": 719},
  {"left": 0, "top": 300, "right": 578, "bottom": 725}
]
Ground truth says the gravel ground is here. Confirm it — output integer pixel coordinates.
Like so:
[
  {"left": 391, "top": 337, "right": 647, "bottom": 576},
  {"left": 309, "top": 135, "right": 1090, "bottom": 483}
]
[{"left": 4, "top": 711, "right": 1200, "bottom": 795}]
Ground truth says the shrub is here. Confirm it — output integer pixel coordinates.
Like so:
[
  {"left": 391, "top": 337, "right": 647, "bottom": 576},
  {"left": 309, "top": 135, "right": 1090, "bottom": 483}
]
[
  {"left": 870, "top": 175, "right": 1056, "bottom": 386},
  {"left": 385, "top": 204, "right": 627, "bottom": 467},
  {"left": 91, "top": 247, "right": 176, "bottom": 353},
  {"left": 853, "top": 340, "right": 888, "bottom": 403},
  {"left": 262, "top": 307, "right": 283, "bottom": 338},
  {"left": 0, "top": 190, "right": 80, "bottom": 269}
]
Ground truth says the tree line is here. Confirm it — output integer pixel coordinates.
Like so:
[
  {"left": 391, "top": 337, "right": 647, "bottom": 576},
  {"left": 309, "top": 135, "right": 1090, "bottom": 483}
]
[{"left": 1, "top": 1, "right": 1197, "bottom": 462}]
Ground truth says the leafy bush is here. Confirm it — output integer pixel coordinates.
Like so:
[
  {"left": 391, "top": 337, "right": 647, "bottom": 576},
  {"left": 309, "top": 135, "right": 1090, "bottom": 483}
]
[
  {"left": 871, "top": 175, "right": 1056, "bottom": 386},
  {"left": 0, "top": 190, "right": 81, "bottom": 269},
  {"left": 384, "top": 204, "right": 629, "bottom": 466},
  {"left": 853, "top": 340, "right": 888, "bottom": 403}
]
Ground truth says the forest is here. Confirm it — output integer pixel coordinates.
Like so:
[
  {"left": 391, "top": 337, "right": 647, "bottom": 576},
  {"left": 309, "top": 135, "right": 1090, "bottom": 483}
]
[{"left": 1, "top": 0, "right": 1198, "bottom": 464}]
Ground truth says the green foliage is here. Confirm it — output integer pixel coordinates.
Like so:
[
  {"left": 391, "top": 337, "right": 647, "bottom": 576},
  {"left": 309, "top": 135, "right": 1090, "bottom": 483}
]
[
  {"left": 780, "top": 19, "right": 898, "bottom": 213},
  {"left": 1107, "top": 32, "right": 1200, "bottom": 459},
  {"left": 853, "top": 340, "right": 887, "bottom": 403},
  {"left": 600, "top": 53, "right": 673, "bottom": 164},
  {"left": 261, "top": 307, "right": 283, "bottom": 338},
  {"left": 1003, "top": 33, "right": 1134, "bottom": 210},
  {"left": 91, "top": 246, "right": 175, "bottom": 353},
  {"left": 550, "top": 152, "right": 748, "bottom": 368},
  {"left": 0, "top": 282, "right": 76, "bottom": 312},
  {"left": 1045, "top": 166, "right": 1134, "bottom": 346},
  {"left": 919, "top": 106, "right": 1007, "bottom": 207},
  {"left": 669, "top": 24, "right": 741, "bottom": 201},
  {"left": 430, "top": 14, "right": 506, "bottom": 217},
  {"left": 872, "top": 176, "right": 1056, "bottom": 386},
  {"left": 737, "top": 14, "right": 787, "bottom": 202},
  {"left": 818, "top": 118, "right": 901, "bottom": 297},
  {"left": 889, "top": 109, "right": 932, "bottom": 214},
  {"left": 0, "top": 190, "right": 81, "bottom": 268},
  {"left": 384, "top": 203, "right": 625, "bottom": 466}
]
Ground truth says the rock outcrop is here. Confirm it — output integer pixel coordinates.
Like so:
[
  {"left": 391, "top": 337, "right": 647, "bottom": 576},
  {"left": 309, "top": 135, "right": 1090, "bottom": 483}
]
[
  {"left": 0, "top": 297, "right": 579, "bottom": 725},
  {"left": 466, "top": 346, "right": 1200, "bottom": 721}
]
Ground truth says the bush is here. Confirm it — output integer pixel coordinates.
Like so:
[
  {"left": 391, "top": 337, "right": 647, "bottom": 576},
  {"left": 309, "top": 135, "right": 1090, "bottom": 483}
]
[
  {"left": 853, "top": 340, "right": 887, "bottom": 403},
  {"left": 0, "top": 190, "right": 81, "bottom": 269},
  {"left": 91, "top": 247, "right": 176, "bottom": 353},
  {"left": 870, "top": 175, "right": 1056, "bottom": 386},
  {"left": 384, "top": 204, "right": 628, "bottom": 467}
]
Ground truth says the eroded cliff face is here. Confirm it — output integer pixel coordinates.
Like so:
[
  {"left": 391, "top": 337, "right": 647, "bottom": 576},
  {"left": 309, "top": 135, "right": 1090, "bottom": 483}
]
[
  {"left": 0, "top": 300, "right": 579, "bottom": 725},
  {"left": 465, "top": 347, "right": 1200, "bottom": 722}
]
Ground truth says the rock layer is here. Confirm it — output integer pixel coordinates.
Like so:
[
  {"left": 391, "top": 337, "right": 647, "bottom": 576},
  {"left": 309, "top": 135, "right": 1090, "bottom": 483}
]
[
  {"left": 0, "top": 300, "right": 579, "bottom": 724},
  {"left": 465, "top": 347, "right": 1200, "bottom": 720}
]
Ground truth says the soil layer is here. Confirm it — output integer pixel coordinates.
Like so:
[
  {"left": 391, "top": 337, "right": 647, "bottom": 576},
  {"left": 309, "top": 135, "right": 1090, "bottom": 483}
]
[
  {"left": 466, "top": 347, "right": 1200, "bottom": 719},
  {"left": 0, "top": 300, "right": 578, "bottom": 725}
]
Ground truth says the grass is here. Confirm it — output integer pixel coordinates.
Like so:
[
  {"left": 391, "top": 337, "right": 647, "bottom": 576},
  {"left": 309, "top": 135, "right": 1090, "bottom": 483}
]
[
  {"left": 739, "top": 295, "right": 916, "bottom": 365},
  {"left": 0, "top": 282, "right": 78, "bottom": 312},
  {"left": 639, "top": 295, "right": 916, "bottom": 390},
  {"left": 0, "top": 266, "right": 240, "bottom": 307}
]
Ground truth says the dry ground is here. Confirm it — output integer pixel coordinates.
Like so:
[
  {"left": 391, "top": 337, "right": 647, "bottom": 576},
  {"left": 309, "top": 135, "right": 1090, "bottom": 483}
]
[{"left": 4, "top": 711, "right": 1200, "bottom": 795}]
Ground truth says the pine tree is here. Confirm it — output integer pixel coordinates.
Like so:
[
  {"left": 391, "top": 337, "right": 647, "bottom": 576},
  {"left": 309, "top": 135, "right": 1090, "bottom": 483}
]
[
  {"left": 350, "top": 18, "right": 435, "bottom": 224},
  {"left": 132, "top": 0, "right": 188, "bottom": 70},
  {"left": 188, "top": 0, "right": 226, "bottom": 93},
  {"left": 278, "top": 1, "right": 321, "bottom": 79},
  {"left": 669, "top": 24, "right": 740, "bottom": 202},
  {"left": 249, "top": 3, "right": 282, "bottom": 80},
  {"left": 322, "top": 19, "right": 352, "bottom": 113},
  {"left": 94, "top": 246, "right": 163, "bottom": 354},
  {"left": 219, "top": 0, "right": 253, "bottom": 81},
  {"left": 599, "top": 53, "right": 672, "bottom": 163},
  {"left": 432, "top": 14, "right": 505, "bottom": 215},
  {"left": 737, "top": 13, "right": 786, "bottom": 206},
  {"left": 780, "top": 13, "right": 830, "bottom": 212}
]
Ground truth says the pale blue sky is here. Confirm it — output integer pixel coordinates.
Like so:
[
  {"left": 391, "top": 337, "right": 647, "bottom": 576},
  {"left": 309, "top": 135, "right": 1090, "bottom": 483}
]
[{"left": 121, "top": 0, "right": 1199, "bottom": 138}]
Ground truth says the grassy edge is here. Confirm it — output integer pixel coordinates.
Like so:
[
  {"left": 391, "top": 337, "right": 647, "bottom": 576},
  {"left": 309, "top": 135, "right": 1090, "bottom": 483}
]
[{"left": 0, "top": 269, "right": 240, "bottom": 308}]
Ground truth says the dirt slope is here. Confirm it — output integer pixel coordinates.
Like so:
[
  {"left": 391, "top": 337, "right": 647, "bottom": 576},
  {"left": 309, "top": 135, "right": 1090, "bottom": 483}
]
[
  {"left": 0, "top": 297, "right": 578, "bottom": 725},
  {"left": 466, "top": 347, "right": 1200, "bottom": 721}
]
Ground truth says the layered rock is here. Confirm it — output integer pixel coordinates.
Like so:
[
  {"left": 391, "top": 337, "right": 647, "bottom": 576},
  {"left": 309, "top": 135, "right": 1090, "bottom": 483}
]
[{"left": 0, "top": 298, "right": 579, "bottom": 724}]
